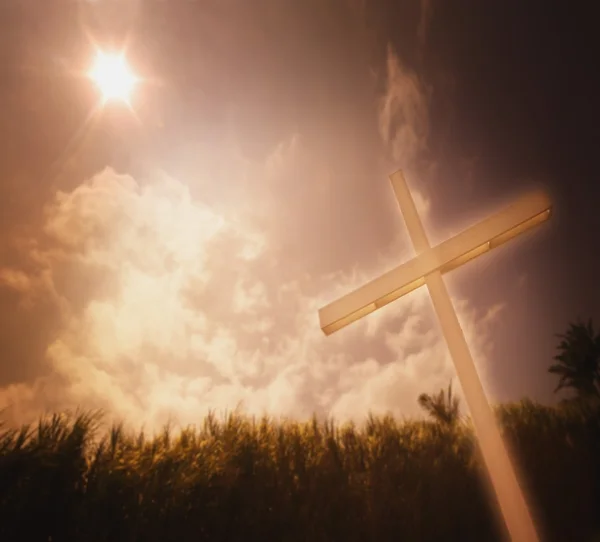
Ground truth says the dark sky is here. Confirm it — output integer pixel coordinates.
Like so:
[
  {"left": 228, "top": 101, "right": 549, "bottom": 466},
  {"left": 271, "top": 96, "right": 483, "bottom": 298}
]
[{"left": 0, "top": 0, "right": 598, "bottom": 429}]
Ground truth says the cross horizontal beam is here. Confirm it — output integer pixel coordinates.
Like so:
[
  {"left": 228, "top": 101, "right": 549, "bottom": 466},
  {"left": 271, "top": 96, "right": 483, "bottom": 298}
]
[{"left": 319, "top": 190, "right": 551, "bottom": 335}]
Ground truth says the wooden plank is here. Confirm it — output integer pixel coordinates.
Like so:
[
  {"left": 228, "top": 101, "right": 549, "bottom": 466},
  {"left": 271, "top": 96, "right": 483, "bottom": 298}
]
[{"left": 319, "top": 190, "right": 551, "bottom": 334}]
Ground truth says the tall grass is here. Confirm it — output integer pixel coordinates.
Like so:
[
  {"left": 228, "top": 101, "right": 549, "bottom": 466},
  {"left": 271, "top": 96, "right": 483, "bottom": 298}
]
[{"left": 1, "top": 401, "right": 598, "bottom": 541}]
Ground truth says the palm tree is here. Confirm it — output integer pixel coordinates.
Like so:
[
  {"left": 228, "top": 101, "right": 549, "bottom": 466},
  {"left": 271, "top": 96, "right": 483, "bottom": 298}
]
[
  {"left": 548, "top": 319, "right": 600, "bottom": 399},
  {"left": 418, "top": 381, "right": 461, "bottom": 426}
]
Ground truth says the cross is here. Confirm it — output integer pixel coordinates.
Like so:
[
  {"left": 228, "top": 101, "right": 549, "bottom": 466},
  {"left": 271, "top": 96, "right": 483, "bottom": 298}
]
[{"left": 319, "top": 170, "right": 551, "bottom": 542}]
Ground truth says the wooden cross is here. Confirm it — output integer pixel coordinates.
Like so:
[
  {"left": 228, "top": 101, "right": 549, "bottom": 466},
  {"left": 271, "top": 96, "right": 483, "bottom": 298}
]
[{"left": 319, "top": 170, "right": 551, "bottom": 541}]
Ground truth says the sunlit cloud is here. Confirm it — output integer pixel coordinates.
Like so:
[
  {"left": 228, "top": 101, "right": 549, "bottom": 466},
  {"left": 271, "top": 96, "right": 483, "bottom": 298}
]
[
  {"left": 0, "top": 39, "right": 504, "bottom": 432},
  {"left": 379, "top": 46, "right": 430, "bottom": 167}
]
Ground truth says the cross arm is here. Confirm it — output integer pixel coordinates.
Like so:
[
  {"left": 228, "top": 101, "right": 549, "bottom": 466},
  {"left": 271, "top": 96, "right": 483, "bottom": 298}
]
[{"left": 319, "top": 190, "right": 551, "bottom": 335}]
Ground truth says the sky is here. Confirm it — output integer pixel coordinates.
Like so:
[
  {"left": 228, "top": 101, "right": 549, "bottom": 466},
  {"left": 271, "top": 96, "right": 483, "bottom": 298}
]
[{"left": 0, "top": 1, "right": 598, "bottom": 431}]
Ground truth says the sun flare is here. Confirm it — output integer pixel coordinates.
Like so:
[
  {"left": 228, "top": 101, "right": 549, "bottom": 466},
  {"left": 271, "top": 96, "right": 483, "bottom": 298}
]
[{"left": 88, "top": 51, "right": 138, "bottom": 105}]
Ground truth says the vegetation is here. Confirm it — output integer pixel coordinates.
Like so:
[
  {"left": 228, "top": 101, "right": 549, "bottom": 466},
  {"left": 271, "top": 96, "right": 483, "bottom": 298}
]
[
  {"left": 0, "top": 319, "right": 598, "bottom": 541},
  {"left": 418, "top": 380, "right": 461, "bottom": 427},
  {"left": 548, "top": 319, "right": 600, "bottom": 399},
  {"left": 1, "top": 402, "right": 599, "bottom": 541}
]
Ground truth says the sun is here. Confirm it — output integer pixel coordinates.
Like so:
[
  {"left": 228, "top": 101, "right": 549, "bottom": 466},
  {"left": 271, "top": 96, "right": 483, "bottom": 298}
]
[{"left": 88, "top": 51, "right": 138, "bottom": 105}]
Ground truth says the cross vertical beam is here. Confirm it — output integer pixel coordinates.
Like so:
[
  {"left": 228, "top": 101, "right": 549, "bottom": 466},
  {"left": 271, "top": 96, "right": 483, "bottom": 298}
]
[{"left": 390, "top": 170, "right": 538, "bottom": 542}]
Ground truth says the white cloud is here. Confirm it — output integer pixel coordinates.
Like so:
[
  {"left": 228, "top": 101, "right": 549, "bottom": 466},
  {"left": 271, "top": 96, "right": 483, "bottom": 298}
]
[
  {"left": 0, "top": 3, "right": 528, "bottom": 435},
  {"left": 379, "top": 45, "right": 430, "bottom": 166},
  {"left": 0, "top": 138, "right": 503, "bottom": 432},
  {"left": 0, "top": 269, "right": 32, "bottom": 293}
]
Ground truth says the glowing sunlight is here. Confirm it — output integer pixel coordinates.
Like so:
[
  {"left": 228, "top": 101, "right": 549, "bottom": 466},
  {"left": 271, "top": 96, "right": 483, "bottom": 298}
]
[{"left": 88, "top": 51, "right": 138, "bottom": 105}]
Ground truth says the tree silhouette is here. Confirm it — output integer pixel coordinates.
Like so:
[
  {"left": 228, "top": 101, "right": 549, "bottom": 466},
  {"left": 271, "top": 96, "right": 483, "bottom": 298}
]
[
  {"left": 548, "top": 319, "right": 600, "bottom": 399},
  {"left": 418, "top": 381, "right": 461, "bottom": 426}
]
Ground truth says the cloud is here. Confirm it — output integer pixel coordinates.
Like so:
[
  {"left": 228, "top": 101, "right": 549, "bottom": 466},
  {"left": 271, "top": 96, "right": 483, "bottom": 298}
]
[
  {"left": 377, "top": 44, "right": 433, "bottom": 231},
  {"left": 0, "top": 151, "right": 501, "bottom": 433},
  {"left": 379, "top": 45, "right": 430, "bottom": 167},
  {"left": 0, "top": 41, "right": 502, "bottom": 431},
  {"left": 0, "top": 269, "right": 32, "bottom": 293}
]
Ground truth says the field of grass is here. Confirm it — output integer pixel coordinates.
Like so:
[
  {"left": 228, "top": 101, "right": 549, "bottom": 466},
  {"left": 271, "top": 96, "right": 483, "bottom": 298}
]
[{"left": 1, "top": 400, "right": 599, "bottom": 542}]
